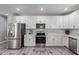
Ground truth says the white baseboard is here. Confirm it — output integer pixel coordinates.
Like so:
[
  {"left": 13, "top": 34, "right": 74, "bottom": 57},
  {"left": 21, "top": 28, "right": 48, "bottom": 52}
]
[{"left": 0, "top": 40, "right": 7, "bottom": 44}]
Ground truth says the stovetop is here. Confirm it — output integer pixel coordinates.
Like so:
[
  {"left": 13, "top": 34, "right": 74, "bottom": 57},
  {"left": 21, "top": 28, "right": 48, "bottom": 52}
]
[{"left": 36, "top": 32, "right": 46, "bottom": 37}]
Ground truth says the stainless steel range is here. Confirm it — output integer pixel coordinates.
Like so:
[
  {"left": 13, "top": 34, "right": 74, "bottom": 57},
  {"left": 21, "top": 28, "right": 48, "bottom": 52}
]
[{"left": 36, "top": 31, "right": 46, "bottom": 47}]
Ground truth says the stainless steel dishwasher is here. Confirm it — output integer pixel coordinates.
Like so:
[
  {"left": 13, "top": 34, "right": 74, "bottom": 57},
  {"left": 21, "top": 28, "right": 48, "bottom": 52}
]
[{"left": 69, "top": 37, "right": 77, "bottom": 53}]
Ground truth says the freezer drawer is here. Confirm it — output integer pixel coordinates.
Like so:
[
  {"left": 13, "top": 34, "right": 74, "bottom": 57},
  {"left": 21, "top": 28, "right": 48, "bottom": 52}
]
[{"left": 8, "top": 39, "right": 21, "bottom": 49}]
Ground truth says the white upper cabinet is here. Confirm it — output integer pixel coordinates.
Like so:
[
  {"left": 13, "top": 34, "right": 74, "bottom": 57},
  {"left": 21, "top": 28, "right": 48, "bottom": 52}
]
[
  {"left": 57, "top": 15, "right": 74, "bottom": 29},
  {"left": 14, "top": 16, "right": 31, "bottom": 29},
  {"left": 57, "top": 16, "right": 63, "bottom": 28},
  {"left": 63, "top": 15, "right": 70, "bottom": 28},
  {"left": 49, "top": 16, "right": 58, "bottom": 28},
  {"left": 37, "top": 16, "right": 46, "bottom": 23},
  {"left": 14, "top": 12, "right": 79, "bottom": 29},
  {"left": 36, "top": 16, "right": 58, "bottom": 29},
  {"left": 69, "top": 10, "right": 79, "bottom": 29},
  {"left": 68, "top": 14, "right": 74, "bottom": 28},
  {"left": 30, "top": 16, "right": 37, "bottom": 29},
  {"left": 25, "top": 16, "right": 31, "bottom": 29},
  {"left": 14, "top": 16, "right": 26, "bottom": 23},
  {"left": 45, "top": 16, "right": 58, "bottom": 29},
  {"left": 14, "top": 16, "right": 63, "bottom": 29}
]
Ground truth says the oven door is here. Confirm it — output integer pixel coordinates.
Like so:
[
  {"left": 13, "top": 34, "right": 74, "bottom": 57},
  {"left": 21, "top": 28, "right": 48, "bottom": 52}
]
[{"left": 36, "top": 37, "right": 46, "bottom": 44}]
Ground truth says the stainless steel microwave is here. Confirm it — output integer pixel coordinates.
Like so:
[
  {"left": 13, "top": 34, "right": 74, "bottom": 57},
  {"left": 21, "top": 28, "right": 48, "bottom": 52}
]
[{"left": 36, "top": 23, "right": 45, "bottom": 29}]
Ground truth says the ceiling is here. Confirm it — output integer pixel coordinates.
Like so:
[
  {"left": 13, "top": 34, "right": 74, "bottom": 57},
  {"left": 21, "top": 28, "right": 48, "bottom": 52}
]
[{"left": 0, "top": 4, "right": 79, "bottom": 16}]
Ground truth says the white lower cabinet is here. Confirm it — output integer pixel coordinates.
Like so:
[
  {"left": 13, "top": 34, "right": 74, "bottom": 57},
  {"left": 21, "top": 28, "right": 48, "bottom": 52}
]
[
  {"left": 24, "top": 34, "right": 35, "bottom": 46},
  {"left": 46, "top": 34, "right": 66, "bottom": 46},
  {"left": 24, "top": 30, "right": 68, "bottom": 47},
  {"left": 64, "top": 36, "right": 69, "bottom": 48},
  {"left": 46, "top": 35, "right": 55, "bottom": 46},
  {"left": 24, "top": 33, "right": 68, "bottom": 47}
]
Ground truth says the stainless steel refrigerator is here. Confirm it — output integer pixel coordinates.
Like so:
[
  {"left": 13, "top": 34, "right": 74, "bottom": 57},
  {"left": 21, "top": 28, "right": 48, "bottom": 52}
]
[{"left": 8, "top": 23, "right": 26, "bottom": 49}]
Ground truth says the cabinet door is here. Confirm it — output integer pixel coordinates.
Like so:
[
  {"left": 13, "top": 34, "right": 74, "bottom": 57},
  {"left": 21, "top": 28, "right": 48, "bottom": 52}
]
[
  {"left": 46, "top": 34, "right": 55, "bottom": 46},
  {"left": 37, "top": 16, "right": 46, "bottom": 23},
  {"left": 14, "top": 16, "right": 26, "bottom": 23},
  {"left": 46, "top": 34, "right": 64, "bottom": 46},
  {"left": 57, "top": 16, "right": 63, "bottom": 28},
  {"left": 63, "top": 15, "right": 70, "bottom": 28},
  {"left": 63, "top": 36, "right": 69, "bottom": 47},
  {"left": 46, "top": 16, "right": 58, "bottom": 29},
  {"left": 30, "top": 16, "right": 37, "bottom": 29},
  {"left": 68, "top": 15, "right": 74, "bottom": 28},
  {"left": 57, "top": 15, "right": 72, "bottom": 29},
  {"left": 25, "top": 16, "right": 31, "bottom": 29},
  {"left": 24, "top": 34, "right": 35, "bottom": 46},
  {"left": 73, "top": 15, "right": 79, "bottom": 28},
  {"left": 54, "top": 36, "right": 64, "bottom": 46},
  {"left": 24, "top": 35, "right": 30, "bottom": 46},
  {"left": 28, "top": 35, "right": 35, "bottom": 46},
  {"left": 57, "top": 15, "right": 70, "bottom": 28}
]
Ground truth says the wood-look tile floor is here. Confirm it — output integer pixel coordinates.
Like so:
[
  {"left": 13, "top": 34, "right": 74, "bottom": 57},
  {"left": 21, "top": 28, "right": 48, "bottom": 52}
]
[{"left": 0, "top": 44, "right": 75, "bottom": 55}]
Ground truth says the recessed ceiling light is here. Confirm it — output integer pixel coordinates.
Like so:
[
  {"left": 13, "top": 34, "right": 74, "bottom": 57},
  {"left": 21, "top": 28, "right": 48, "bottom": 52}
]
[
  {"left": 64, "top": 8, "right": 68, "bottom": 11},
  {"left": 40, "top": 8, "right": 44, "bottom": 11},
  {"left": 16, "top": 8, "right": 20, "bottom": 11}
]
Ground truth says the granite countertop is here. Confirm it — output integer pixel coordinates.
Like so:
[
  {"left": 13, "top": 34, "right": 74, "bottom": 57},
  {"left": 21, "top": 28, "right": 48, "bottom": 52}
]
[{"left": 65, "top": 35, "right": 79, "bottom": 40}]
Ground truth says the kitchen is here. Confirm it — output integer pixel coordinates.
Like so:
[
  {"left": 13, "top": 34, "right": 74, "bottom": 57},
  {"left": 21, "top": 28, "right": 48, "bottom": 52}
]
[{"left": 0, "top": 4, "right": 79, "bottom": 55}]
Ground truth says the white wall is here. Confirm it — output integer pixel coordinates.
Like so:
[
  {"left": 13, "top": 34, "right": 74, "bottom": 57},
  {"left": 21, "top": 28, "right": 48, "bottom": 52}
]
[{"left": 0, "top": 16, "right": 7, "bottom": 42}]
